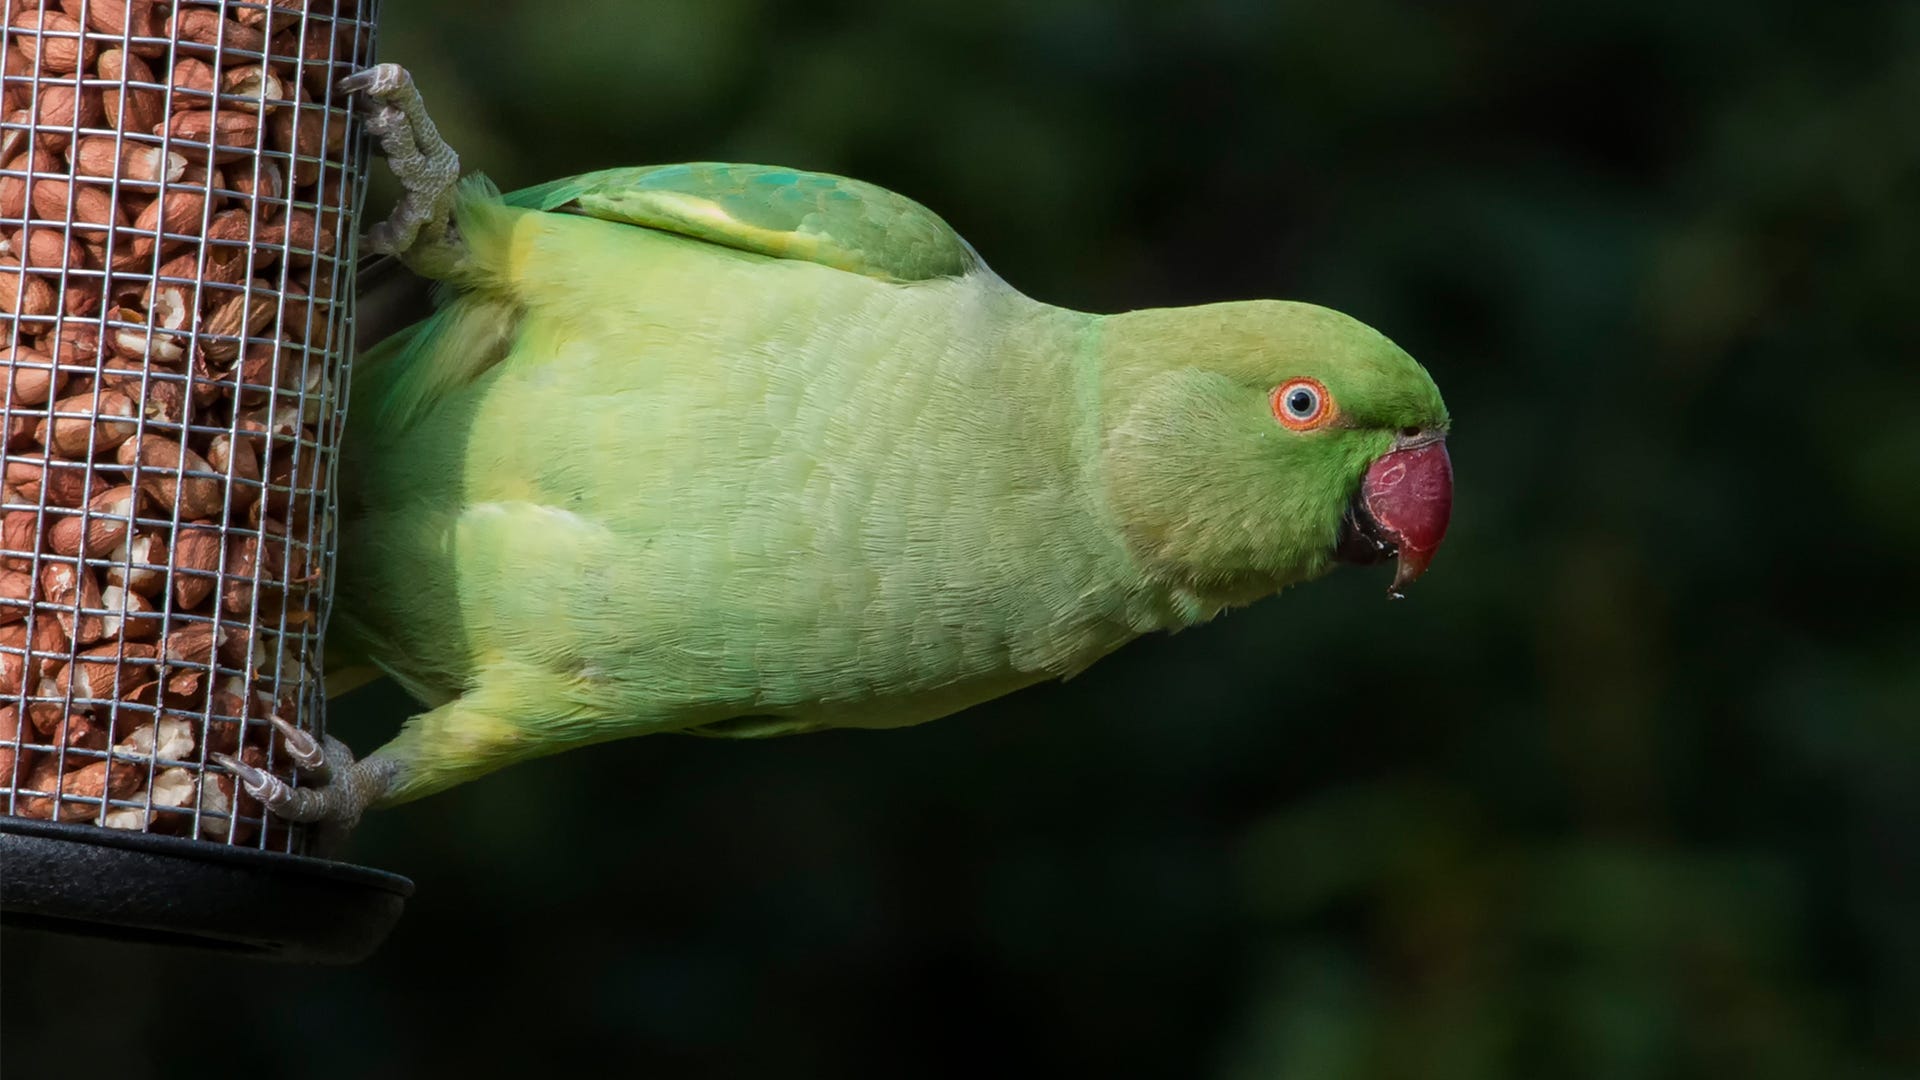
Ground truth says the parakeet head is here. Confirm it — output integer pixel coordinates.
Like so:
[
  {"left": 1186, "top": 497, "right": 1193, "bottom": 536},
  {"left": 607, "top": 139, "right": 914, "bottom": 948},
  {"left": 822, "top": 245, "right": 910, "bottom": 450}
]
[{"left": 1096, "top": 300, "right": 1451, "bottom": 607}]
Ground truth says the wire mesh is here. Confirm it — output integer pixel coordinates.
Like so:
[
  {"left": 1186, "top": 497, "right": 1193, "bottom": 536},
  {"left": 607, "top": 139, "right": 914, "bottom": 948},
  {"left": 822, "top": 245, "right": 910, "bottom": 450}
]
[{"left": 0, "top": 0, "right": 376, "bottom": 851}]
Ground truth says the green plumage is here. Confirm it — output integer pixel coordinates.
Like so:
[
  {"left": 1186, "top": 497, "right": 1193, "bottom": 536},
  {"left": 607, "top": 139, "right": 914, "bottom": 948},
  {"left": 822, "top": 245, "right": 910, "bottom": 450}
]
[
  {"left": 507, "top": 164, "right": 980, "bottom": 282},
  {"left": 333, "top": 163, "right": 1447, "bottom": 804}
]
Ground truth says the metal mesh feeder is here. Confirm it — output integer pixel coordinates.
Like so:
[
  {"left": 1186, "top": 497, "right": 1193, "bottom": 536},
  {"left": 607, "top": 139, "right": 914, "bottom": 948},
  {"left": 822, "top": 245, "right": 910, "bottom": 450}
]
[{"left": 0, "top": 0, "right": 409, "bottom": 963}]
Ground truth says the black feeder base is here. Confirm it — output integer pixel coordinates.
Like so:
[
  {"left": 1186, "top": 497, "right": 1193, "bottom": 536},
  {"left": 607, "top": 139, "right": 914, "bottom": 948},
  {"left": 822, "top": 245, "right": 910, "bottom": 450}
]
[{"left": 0, "top": 817, "right": 412, "bottom": 964}]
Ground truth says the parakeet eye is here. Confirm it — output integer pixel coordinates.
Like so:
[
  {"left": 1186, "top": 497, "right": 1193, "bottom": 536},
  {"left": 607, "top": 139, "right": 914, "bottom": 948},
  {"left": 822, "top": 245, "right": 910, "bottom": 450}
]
[{"left": 1271, "top": 377, "right": 1334, "bottom": 431}]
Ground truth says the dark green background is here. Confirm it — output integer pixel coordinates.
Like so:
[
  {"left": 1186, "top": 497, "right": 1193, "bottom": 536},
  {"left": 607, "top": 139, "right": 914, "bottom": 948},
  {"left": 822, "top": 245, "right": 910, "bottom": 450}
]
[{"left": 6, "top": 1, "right": 1917, "bottom": 1076}]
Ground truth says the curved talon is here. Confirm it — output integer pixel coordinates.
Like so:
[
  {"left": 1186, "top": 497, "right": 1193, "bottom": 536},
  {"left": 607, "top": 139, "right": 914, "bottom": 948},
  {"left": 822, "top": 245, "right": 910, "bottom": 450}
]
[
  {"left": 336, "top": 68, "right": 382, "bottom": 96},
  {"left": 271, "top": 717, "right": 327, "bottom": 774},
  {"left": 214, "top": 752, "right": 294, "bottom": 809},
  {"left": 338, "top": 62, "right": 409, "bottom": 98},
  {"left": 212, "top": 751, "right": 258, "bottom": 786}
]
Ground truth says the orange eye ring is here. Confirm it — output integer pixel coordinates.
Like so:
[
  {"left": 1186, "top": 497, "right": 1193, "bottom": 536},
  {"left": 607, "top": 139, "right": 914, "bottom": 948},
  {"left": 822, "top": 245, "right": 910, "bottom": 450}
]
[{"left": 1271, "top": 377, "right": 1336, "bottom": 431}]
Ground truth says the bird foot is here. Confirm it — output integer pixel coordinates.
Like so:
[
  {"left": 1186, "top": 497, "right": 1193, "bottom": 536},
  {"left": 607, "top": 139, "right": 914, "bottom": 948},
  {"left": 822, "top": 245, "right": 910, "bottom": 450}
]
[
  {"left": 340, "top": 63, "right": 462, "bottom": 262},
  {"left": 215, "top": 727, "right": 397, "bottom": 853}
]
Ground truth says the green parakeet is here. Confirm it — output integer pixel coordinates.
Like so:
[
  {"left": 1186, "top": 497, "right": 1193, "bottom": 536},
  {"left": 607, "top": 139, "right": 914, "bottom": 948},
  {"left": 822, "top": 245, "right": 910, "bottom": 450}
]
[{"left": 228, "top": 67, "right": 1452, "bottom": 826}]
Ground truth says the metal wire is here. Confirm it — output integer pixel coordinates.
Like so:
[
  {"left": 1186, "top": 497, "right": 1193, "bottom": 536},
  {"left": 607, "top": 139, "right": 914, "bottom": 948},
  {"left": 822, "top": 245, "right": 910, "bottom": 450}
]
[{"left": 0, "top": 0, "right": 378, "bottom": 851}]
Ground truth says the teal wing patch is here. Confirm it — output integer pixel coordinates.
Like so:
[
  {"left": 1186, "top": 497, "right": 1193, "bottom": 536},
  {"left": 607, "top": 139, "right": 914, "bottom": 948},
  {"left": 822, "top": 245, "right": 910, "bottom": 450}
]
[{"left": 505, "top": 163, "right": 981, "bottom": 283}]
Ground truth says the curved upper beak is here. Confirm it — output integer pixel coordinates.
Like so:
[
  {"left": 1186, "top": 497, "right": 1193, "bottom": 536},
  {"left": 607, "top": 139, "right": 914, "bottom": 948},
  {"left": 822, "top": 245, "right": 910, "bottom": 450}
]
[{"left": 1340, "top": 431, "right": 1453, "bottom": 598}]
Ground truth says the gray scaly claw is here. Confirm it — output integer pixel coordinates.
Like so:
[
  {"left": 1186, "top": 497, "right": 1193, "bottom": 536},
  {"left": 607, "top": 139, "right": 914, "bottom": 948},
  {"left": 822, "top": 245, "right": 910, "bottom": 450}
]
[
  {"left": 217, "top": 736, "right": 397, "bottom": 854},
  {"left": 340, "top": 62, "right": 461, "bottom": 261}
]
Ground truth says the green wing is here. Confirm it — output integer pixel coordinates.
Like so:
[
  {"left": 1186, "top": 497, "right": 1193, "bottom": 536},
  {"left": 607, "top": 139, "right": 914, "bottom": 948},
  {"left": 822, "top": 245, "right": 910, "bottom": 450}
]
[
  {"left": 351, "top": 164, "right": 981, "bottom": 436},
  {"left": 503, "top": 163, "right": 981, "bottom": 283}
]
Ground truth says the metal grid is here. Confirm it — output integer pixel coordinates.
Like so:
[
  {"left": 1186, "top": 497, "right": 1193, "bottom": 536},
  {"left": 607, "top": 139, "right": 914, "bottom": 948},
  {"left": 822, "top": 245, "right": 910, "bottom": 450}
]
[{"left": 0, "top": 0, "right": 376, "bottom": 850}]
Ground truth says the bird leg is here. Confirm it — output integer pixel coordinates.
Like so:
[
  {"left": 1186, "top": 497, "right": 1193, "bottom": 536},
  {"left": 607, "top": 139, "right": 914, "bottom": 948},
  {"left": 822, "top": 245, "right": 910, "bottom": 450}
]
[
  {"left": 215, "top": 718, "right": 400, "bottom": 854},
  {"left": 339, "top": 63, "right": 462, "bottom": 267}
]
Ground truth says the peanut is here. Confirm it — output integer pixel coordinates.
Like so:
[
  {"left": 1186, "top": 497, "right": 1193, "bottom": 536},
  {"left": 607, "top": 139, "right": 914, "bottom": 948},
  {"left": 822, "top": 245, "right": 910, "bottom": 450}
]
[
  {"left": 96, "top": 50, "right": 165, "bottom": 134},
  {"left": 0, "top": 150, "right": 59, "bottom": 219},
  {"left": 59, "top": 641, "right": 160, "bottom": 702},
  {"left": 70, "top": 135, "right": 186, "bottom": 186},
  {"left": 31, "top": 82, "right": 102, "bottom": 147},
  {"left": 96, "top": 585, "right": 162, "bottom": 641},
  {"left": 36, "top": 390, "right": 137, "bottom": 456},
  {"left": 9, "top": 10, "right": 95, "bottom": 77},
  {"left": 200, "top": 279, "right": 276, "bottom": 360},
  {"left": 0, "top": 569, "right": 34, "bottom": 626},
  {"left": 220, "top": 64, "right": 286, "bottom": 113},
  {"left": 163, "top": 621, "right": 223, "bottom": 666},
  {"left": 39, "top": 558, "right": 106, "bottom": 645},
  {"left": 268, "top": 100, "right": 328, "bottom": 185},
  {"left": 27, "top": 173, "right": 120, "bottom": 228},
  {"left": 167, "top": 9, "right": 266, "bottom": 58},
  {"left": 104, "top": 531, "right": 167, "bottom": 596},
  {"left": 5, "top": 458, "right": 87, "bottom": 506},
  {"left": 0, "top": 705, "right": 34, "bottom": 788},
  {"left": 57, "top": 0, "right": 161, "bottom": 47},
  {"left": 170, "top": 524, "right": 221, "bottom": 608},
  {"left": 17, "top": 756, "right": 143, "bottom": 822},
  {"left": 117, "top": 433, "right": 225, "bottom": 519},
  {"left": 132, "top": 183, "right": 211, "bottom": 249},
  {"left": 0, "top": 260, "right": 58, "bottom": 318},
  {"left": 5, "top": 226, "right": 88, "bottom": 273},
  {"left": 167, "top": 57, "right": 217, "bottom": 111},
  {"left": 0, "top": 617, "right": 68, "bottom": 696},
  {"left": 0, "top": 512, "right": 41, "bottom": 570}
]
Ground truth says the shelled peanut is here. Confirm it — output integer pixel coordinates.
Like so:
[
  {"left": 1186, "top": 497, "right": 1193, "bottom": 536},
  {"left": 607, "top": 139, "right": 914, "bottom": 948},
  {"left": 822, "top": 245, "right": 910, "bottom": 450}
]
[{"left": 0, "top": 0, "right": 368, "bottom": 842}]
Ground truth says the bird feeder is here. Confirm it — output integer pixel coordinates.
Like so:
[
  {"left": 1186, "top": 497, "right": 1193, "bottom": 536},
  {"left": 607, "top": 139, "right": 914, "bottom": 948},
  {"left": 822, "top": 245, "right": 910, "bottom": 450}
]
[{"left": 0, "top": 0, "right": 409, "bottom": 962}]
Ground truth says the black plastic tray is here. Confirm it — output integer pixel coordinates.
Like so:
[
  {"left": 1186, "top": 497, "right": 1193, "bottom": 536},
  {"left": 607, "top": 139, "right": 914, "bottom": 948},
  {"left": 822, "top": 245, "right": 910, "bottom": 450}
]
[{"left": 0, "top": 816, "right": 411, "bottom": 964}]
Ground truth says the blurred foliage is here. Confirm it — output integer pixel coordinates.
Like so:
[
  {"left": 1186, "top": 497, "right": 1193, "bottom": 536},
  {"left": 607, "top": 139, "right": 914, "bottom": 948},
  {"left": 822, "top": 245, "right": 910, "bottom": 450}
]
[{"left": 6, "top": 0, "right": 1918, "bottom": 1076}]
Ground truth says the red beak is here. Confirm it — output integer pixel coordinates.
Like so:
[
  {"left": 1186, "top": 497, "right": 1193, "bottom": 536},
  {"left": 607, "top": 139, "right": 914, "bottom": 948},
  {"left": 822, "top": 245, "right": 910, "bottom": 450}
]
[{"left": 1358, "top": 437, "right": 1453, "bottom": 597}]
